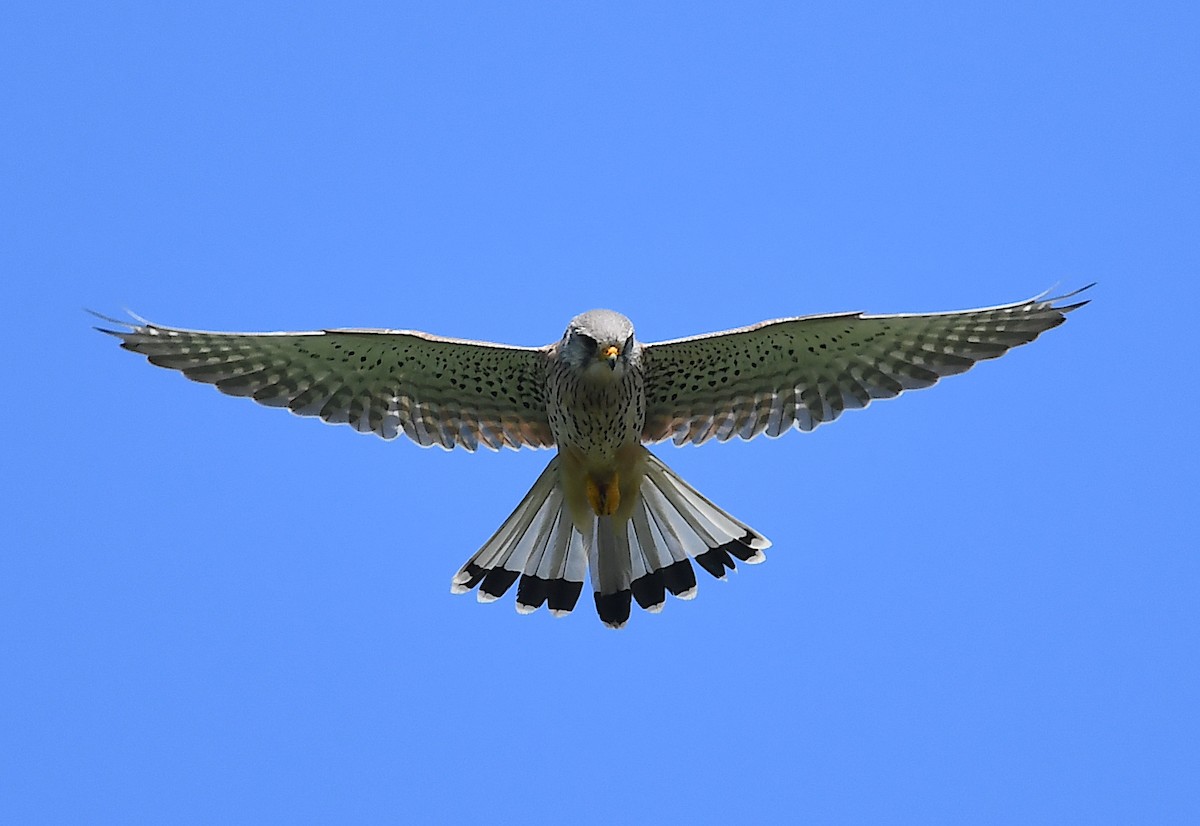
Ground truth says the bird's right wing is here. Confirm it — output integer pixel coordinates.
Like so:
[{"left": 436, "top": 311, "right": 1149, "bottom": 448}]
[
  {"left": 639, "top": 286, "right": 1090, "bottom": 445},
  {"left": 96, "top": 313, "right": 555, "bottom": 451}
]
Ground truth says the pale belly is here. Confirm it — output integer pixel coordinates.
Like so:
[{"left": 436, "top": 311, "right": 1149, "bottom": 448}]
[
  {"left": 547, "top": 366, "right": 647, "bottom": 521},
  {"left": 548, "top": 367, "right": 645, "bottom": 464}
]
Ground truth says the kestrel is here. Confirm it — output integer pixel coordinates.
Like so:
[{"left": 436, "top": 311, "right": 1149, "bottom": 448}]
[{"left": 97, "top": 286, "right": 1090, "bottom": 627}]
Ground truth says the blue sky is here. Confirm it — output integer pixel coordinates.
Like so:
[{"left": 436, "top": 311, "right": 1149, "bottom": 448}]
[{"left": 3, "top": 1, "right": 1197, "bottom": 822}]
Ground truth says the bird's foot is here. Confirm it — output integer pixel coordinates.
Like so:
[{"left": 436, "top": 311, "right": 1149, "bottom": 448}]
[{"left": 586, "top": 473, "right": 621, "bottom": 516}]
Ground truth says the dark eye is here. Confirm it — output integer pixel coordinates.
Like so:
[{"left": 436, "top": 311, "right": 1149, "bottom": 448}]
[{"left": 576, "top": 333, "right": 597, "bottom": 352}]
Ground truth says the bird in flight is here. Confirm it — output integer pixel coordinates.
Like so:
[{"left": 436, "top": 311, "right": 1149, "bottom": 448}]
[{"left": 96, "top": 286, "right": 1090, "bottom": 628}]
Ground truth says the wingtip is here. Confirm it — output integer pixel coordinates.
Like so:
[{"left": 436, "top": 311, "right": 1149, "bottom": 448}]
[
  {"left": 87, "top": 308, "right": 130, "bottom": 337},
  {"left": 1043, "top": 282, "right": 1096, "bottom": 309},
  {"left": 85, "top": 308, "right": 152, "bottom": 329}
]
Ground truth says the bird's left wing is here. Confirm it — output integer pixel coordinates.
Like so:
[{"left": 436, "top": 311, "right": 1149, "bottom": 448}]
[
  {"left": 96, "top": 313, "right": 555, "bottom": 451},
  {"left": 640, "top": 286, "right": 1090, "bottom": 445}
]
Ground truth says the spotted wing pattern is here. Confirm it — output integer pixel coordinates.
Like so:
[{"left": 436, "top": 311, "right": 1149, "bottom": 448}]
[
  {"left": 640, "top": 287, "right": 1091, "bottom": 445},
  {"left": 97, "top": 315, "right": 554, "bottom": 451}
]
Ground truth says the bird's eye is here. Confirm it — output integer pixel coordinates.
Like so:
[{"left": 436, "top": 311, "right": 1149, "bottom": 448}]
[{"left": 576, "top": 333, "right": 598, "bottom": 352}]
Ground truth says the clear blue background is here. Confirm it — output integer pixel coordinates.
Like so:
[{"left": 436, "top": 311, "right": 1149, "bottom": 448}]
[{"left": 3, "top": 2, "right": 1197, "bottom": 822}]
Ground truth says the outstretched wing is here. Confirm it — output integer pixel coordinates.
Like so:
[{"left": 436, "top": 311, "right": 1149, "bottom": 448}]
[
  {"left": 97, "top": 313, "right": 555, "bottom": 451},
  {"left": 640, "top": 286, "right": 1091, "bottom": 445}
]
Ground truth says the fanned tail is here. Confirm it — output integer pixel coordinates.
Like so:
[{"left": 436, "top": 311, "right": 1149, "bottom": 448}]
[
  {"left": 590, "top": 451, "right": 770, "bottom": 628},
  {"left": 450, "top": 448, "right": 771, "bottom": 628},
  {"left": 450, "top": 457, "right": 588, "bottom": 617}
]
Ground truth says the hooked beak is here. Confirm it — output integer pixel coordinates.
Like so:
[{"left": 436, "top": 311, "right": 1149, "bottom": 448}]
[{"left": 602, "top": 344, "right": 619, "bottom": 370}]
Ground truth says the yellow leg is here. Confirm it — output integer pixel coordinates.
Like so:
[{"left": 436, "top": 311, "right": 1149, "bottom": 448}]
[{"left": 585, "top": 472, "right": 621, "bottom": 516}]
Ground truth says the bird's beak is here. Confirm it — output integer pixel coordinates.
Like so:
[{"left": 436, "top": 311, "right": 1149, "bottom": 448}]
[{"left": 602, "top": 345, "right": 619, "bottom": 369}]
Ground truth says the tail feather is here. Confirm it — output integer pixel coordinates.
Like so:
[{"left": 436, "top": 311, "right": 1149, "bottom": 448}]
[
  {"left": 626, "top": 507, "right": 682, "bottom": 612},
  {"left": 643, "top": 453, "right": 768, "bottom": 555},
  {"left": 476, "top": 489, "right": 560, "bottom": 602},
  {"left": 515, "top": 508, "right": 570, "bottom": 614},
  {"left": 515, "top": 510, "right": 586, "bottom": 616},
  {"left": 591, "top": 516, "right": 635, "bottom": 627},
  {"left": 451, "top": 447, "right": 771, "bottom": 627},
  {"left": 545, "top": 522, "right": 587, "bottom": 616},
  {"left": 484, "top": 487, "right": 561, "bottom": 603},
  {"left": 452, "top": 457, "right": 588, "bottom": 617},
  {"left": 453, "top": 462, "right": 555, "bottom": 588}
]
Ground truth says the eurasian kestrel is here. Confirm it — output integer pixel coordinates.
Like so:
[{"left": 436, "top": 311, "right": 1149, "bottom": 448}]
[{"left": 97, "top": 286, "right": 1090, "bottom": 627}]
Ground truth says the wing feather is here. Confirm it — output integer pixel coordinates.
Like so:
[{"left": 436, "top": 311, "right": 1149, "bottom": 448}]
[
  {"left": 95, "top": 314, "right": 555, "bottom": 451},
  {"left": 641, "top": 286, "right": 1091, "bottom": 445}
]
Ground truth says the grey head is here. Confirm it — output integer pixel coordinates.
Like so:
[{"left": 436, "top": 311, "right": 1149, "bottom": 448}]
[{"left": 559, "top": 309, "right": 639, "bottom": 375}]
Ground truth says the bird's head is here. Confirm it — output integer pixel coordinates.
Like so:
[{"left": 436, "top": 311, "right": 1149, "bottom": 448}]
[{"left": 560, "top": 309, "right": 638, "bottom": 379}]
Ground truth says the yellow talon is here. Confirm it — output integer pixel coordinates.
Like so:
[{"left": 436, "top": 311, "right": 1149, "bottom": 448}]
[{"left": 586, "top": 473, "right": 621, "bottom": 516}]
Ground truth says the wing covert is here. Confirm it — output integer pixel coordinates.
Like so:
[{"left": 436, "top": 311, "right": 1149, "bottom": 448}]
[
  {"left": 97, "top": 314, "right": 555, "bottom": 451},
  {"left": 640, "top": 287, "right": 1091, "bottom": 445}
]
